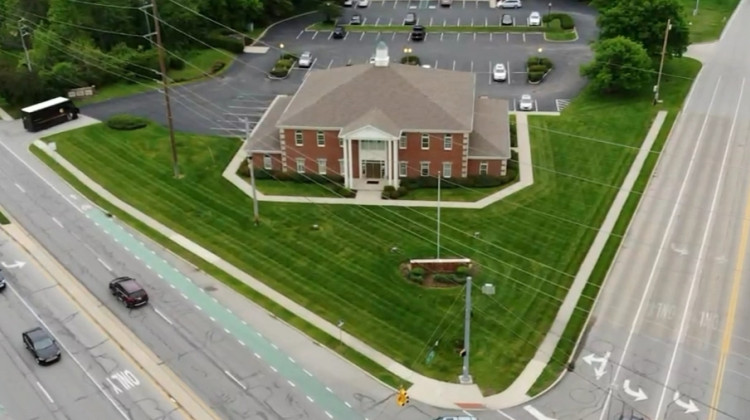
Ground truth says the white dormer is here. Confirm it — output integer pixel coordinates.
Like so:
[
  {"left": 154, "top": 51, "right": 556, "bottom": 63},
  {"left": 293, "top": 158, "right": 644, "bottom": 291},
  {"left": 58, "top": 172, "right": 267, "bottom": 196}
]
[{"left": 373, "top": 41, "right": 389, "bottom": 67}]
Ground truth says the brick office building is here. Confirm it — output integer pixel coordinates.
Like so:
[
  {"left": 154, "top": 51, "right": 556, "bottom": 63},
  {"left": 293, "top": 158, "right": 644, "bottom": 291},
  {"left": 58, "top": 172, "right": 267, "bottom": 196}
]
[{"left": 245, "top": 42, "right": 511, "bottom": 190}]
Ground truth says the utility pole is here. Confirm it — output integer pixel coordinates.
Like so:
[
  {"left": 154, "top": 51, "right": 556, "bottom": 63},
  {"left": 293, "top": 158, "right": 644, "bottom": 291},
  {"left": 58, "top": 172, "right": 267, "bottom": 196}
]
[
  {"left": 436, "top": 170, "right": 441, "bottom": 259},
  {"left": 18, "top": 19, "right": 32, "bottom": 72},
  {"left": 459, "top": 276, "right": 473, "bottom": 384},
  {"left": 149, "top": 0, "right": 180, "bottom": 178},
  {"left": 654, "top": 19, "right": 672, "bottom": 105},
  {"left": 244, "top": 118, "right": 260, "bottom": 226}
]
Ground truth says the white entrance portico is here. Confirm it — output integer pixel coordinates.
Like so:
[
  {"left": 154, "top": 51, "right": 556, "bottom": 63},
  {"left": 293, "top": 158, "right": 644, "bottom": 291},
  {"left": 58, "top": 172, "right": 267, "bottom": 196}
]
[{"left": 340, "top": 125, "right": 399, "bottom": 190}]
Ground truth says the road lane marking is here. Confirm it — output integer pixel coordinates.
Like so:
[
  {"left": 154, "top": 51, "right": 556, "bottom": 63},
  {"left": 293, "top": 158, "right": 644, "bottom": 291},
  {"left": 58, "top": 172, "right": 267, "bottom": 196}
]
[
  {"left": 307, "top": 395, "right": 315, "bottom": 402},
  {"left": 707, "top": 78, "right": 749, "bottom": 420},
  {"left": 497, "top": 410, "right": 518, "bottom": 420},
  {"left": 154, "top": 307, "right": 174, "bottom": 325},
  {"left": 224, "top": 370, "right": 247, "bottom": 390},
  {"left": 655, "top": 79, "right": 745, "bottom": 419},
  {"left": 325, "top": 411, "right": 333, "bottom": 419},
  {"left": 97, "top": 258, "right": 112, "bottom": 271},
  {"left": 36, "top": 382, "right": 54, "bottom": 403},
  {"left": 51, "top": 217, "right": 64, "bottom": 228},
  {"left": 14, "top": 183, "right": 25, "bottom": 193},
  {"left": 598, "top": 76, "right": 722, "bottom": 420}
]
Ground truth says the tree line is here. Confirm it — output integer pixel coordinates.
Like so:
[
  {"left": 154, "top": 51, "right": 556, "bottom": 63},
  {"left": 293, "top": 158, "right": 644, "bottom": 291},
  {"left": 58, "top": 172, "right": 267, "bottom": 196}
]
[
  {"left": 0, "top": 0, "right": 320, "bottom": 106},
  {"left": 581, "top": 0, "right": 690, "bottom": 94}
]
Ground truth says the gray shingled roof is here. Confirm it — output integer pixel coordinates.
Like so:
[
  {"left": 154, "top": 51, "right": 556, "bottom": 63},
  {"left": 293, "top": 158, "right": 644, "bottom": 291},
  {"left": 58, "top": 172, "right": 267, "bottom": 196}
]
[
  {"left": 340, "top": 108, "right": 401, "bottom": 138},
  {"left": 245, "top": 95, "right": 290, "bottom": 153},
  {"left": 469, "top": 97, "right": 511, "bottom": 159},
  {"left": 277, "top": 63, "right": 475, "bottom": 132}
]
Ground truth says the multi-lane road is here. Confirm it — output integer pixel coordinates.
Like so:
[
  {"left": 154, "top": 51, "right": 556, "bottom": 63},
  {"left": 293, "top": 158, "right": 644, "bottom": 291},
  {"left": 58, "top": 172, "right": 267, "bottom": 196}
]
[
  {"left": 0, "top": 228, "right": 184, "bottom": 420},
  {"left": 502, "top": 1, "right": 750, "bottom": 419}
]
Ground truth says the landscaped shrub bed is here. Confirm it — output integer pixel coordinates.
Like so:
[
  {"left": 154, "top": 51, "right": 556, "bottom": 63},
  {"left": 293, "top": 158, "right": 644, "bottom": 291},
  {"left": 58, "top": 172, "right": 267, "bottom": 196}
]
[
  {"left": 527, "top": 56, "right": 554, "bottom": 83},
  {"left": 106, "top": 114, "right": 148, "bottom": 131}
]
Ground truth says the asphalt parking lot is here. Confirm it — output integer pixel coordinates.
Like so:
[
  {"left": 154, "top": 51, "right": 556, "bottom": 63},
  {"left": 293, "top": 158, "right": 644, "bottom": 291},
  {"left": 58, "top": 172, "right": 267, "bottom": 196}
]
[
  {"left": 336, "top": 0, "right": 583, "bottom": 31},
  {"left": 260, "top": 9, "right": 594, "bottom": 112}
]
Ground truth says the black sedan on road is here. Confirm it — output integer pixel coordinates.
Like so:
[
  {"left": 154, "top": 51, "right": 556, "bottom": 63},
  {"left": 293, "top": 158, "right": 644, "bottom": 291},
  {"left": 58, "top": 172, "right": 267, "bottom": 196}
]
[{"left": 22, "top": 327, "right": 62, "bottom": 365}]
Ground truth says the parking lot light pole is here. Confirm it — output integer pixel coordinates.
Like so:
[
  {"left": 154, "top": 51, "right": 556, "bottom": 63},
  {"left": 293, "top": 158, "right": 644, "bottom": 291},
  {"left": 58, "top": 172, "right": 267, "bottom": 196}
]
[
  {"left": 537, "top": 47, "right": 543, "bottom": 65},
  {"left": 279, "top": 43, "right": 284, "bottom": 59},
  {"left": 547, "top": 3, "right": 552, "bottom": 26}
]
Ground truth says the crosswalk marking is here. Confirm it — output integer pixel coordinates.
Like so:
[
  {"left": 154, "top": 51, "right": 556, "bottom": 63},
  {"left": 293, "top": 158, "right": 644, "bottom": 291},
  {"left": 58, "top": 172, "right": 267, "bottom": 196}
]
[{"left": 555, "top": 99, "right": 572, "bottom": 112}]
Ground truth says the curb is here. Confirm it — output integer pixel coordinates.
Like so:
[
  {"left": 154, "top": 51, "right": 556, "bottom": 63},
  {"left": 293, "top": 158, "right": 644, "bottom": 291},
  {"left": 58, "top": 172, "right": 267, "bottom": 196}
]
[
  {"left": 543, "top": 28, "right": 579, "bottom": 42},
  {"left": 251, "top": 11, "right": 318, "bottom": 46},
  {"left": 0, "top": 209, "right": 219, "bottom": 420}
]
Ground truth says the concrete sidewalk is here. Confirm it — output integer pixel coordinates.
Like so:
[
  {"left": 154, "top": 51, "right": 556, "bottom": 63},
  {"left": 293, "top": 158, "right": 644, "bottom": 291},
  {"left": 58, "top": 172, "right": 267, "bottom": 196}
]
[{"left": 30, "top": 109, "right": 667, "bottom": 410}]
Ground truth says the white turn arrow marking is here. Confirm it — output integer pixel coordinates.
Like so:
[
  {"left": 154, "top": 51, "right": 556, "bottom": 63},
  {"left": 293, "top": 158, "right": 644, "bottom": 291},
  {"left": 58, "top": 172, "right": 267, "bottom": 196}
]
[
  {"left": 523, "top": 405, "right": 557, "bottom": 420},
  {"left": 674, "top": 391, "right": 699, "bottom": 414},
  {"left": 623, "top": 379, "right": 648, "bottom": 401},
  {"left": 1, "top": 261, "right": 26, "bottom": 269},
  {"left": 582, "top": 351, "right": 610, "bottom": 380}
]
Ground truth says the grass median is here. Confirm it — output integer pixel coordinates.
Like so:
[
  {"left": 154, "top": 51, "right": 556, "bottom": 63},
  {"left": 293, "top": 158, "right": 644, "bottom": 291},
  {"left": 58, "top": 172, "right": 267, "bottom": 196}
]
[
  {"left": 681, "top": 0, "right": 740, "bottom": 43},
  {"left": 527, "top": 57, "right": 702, "bottom": 395},
  {"left": 35, "top": 58, "right": 697, "bottom": 395}
]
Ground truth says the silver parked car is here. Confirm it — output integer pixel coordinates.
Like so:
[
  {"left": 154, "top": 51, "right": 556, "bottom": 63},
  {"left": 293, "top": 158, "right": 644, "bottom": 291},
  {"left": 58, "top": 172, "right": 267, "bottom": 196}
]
[
  {"left": 298, "top": 51, "right": 313, "bottom": 68},
  {"left": 498, "top": 0, "right": 522, "bottom": 8},
  {"left": 519, "top": 94, "right": 534, "bottom": 111}
]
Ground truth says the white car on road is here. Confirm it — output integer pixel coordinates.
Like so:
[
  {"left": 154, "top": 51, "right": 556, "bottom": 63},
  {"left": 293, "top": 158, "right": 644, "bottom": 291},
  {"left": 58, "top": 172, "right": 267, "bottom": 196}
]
[
  {"left": 357, "top": 0, "right": 369, "bottom": 7},
  {"left": 498, "top": 0, "right": 522, "bottom": 8},
  {"left": 492, "top": 63, "right": 507, "bottom": 82},
  {"left": 519, "top": 94, "right": 534, "bottom": 111},
  {"left": 529, "top": 11, "right": 541, "bottom": 26}
]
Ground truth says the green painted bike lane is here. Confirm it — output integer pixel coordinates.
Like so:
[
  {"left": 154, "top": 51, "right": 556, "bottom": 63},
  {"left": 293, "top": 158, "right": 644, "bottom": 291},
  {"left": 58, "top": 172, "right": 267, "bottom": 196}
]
[{"left": 87, "top": 209, "right": 365, "bottom": 420}]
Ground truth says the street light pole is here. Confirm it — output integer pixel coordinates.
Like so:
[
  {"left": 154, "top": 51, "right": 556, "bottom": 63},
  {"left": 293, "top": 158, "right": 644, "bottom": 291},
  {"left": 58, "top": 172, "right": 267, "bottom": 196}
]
[
  {"left": 459, "top": 276, "right": 473, "bottom": 384},
  {"left": 243, "top": 118, "right": 260, "bottom": 226},
  {"left": 547, "top": 2, "right": 552, "bottom": 26},
  {"left": 654, "top": 19, "right": 672, "bottom": 105}
]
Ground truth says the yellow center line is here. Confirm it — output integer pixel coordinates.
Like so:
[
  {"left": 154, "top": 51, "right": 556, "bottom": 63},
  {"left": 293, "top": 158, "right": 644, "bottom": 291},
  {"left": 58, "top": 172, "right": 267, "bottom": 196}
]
[{"left": 707, "top": 180, "right": 750, "bottom": 419}]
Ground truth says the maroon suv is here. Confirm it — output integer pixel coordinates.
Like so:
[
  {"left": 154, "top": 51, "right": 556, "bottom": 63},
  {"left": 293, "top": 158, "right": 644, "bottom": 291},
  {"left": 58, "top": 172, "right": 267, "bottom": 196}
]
[{"left": 109, "top": 276, "right": 149, "bottom": 308}]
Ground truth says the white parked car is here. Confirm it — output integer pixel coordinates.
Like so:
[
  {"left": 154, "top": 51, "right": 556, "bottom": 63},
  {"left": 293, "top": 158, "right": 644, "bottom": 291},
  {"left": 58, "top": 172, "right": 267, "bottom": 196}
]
[
  {"left": 498, "top": 0, "right": 522, "bottom": 8},
  {"left": 298, "top": 51, "right": 313, "bottom": 68},
  {"left": 529, "top": 11, "right": 541, "bottom": 26},
  {"left": 519, "top": 94, "right": 534, "bottom": 111},
  {"left": 357, "top": 0, "right": 369, "bottom": 7},
  {"left": 343, "top": 0, "right": 353, "bottom": 6},
  {"left": 492, "top": 63, "right": 507, "bottom": 82}
]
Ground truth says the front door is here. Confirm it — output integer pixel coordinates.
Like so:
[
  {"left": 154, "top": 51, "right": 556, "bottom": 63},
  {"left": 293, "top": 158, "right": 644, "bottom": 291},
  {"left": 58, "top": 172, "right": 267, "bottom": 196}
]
[{"left": 364, "top": 161, "right": 384, "bottom": 178}]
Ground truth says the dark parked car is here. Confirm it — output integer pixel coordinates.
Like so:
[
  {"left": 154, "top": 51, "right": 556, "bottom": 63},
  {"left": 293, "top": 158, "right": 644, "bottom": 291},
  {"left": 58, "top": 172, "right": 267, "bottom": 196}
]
[
  {"left": 0, "top": 268, "right": 6, "bottom": 291},
  {"left": 22, "top": 327, "right": 61, "bottom": 365},
  {"left": 410, "top": 25, "right": 426, "bottom": 41},
  {"left": 332, "top": 25, "right": 346, "bottom": 39},
  {"left": 350, "top": 13, "right": 362, "bottom": 25},
  {"left": 501, "top": 14, "right": 514, "bottom": 25},
  {"left": 404, "top": 12, "right": 417, "bottom": 25},
  {"left": 109, "top": 276, "right": 149, "bottom": 308}
]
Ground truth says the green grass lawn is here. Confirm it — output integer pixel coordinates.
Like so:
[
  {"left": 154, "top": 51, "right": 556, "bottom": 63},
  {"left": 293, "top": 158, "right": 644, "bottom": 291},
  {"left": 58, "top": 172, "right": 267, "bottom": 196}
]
[
  {"left": 528, "top": 57, "right": 702, "bottom": 395},
  {"left": 682, "top": 0, "right": 740, "bottom": 42},
  {"left": 40, "top": 57, "right": 700, "bottom": 395},
  {"left": 254, "top": 179, "right": 343, "bottom": 198},
  {"left": 403, "top": 184, "right": 511, "bottom": 202},
  {"left": 76, "top": 49, "right": 235, "bottom": 107}
]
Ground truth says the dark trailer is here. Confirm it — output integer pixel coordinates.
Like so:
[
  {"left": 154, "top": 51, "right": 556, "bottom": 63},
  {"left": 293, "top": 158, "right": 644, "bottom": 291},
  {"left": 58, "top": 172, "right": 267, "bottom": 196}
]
[{"left": 21, "top": 97, "right": 79, "bottom": 132}]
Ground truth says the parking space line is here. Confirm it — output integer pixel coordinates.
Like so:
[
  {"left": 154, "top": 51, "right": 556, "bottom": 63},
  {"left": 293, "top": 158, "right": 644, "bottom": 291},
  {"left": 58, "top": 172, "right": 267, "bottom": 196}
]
[
  {"left": 512, "top": 97, "right": 516, "bottom": 110},
  {"left": 507, "top": 60, "right": 511, "bottom": 84},
  {"left": 375, "top": 32, "right": 381, "bottom": 39},
  {"left": 488, "top": 61, "right": 493, "bottom": 85},
  {"left": 470, "top": 60, "right": 474, "bottom": 73},
  {"left": 375, "top": 17, "right": 380, "bottom": 24},
  {"left": 457, "top": 17, "right": 461, "bottom": 26},
  {"left": 440, "top": 32, "right": 444, "bottom": 41},
  {"left": 393, "top": 0, "right": 398, "bottom": 8},
  {"left": 344, "top": 31, "right": 350, "bottom": 40},
  {"left": 456, "top": 32, "right": 461, "bottom": 41},
  {"left": 489, "top": 32, "right": 492, "bottom": 41},
  {"left": 296, "top": 30, "right": 303, "bottom": 39},
  {"left": 506, "top": 32, "right": 509, "bottom": 42},
  {"left": 429, "top": 17, "right": 433, "bottom": 25},
  {"left": 360, "top": 32, "right": 366, "bottom": 40},
  {"left": 424, "top": 33, "right": 428, "bottom": 40},
  {"left": 362, "top": 17, "right": 368, "bottom": 24},
  {"left": 475, "top": 0, "right": 479, "bottom": 7},
  {"left": 485, "top": 17, "right": 488, "bottom": 26},
  {"left": 534, "top": 100, "right": 539, "bottom": 112},
  {"left": 328, "top": 31, "right": 333, "bottom": 40},
  {"left": 312, "top": 31, "right": 318, "bottom": 40},
  {"left": 452, "top": 60, "right": 456, "bottom": 71},
  {"left": 388, "top": 17, "right": 393, "bottom": 25},
  {"left": 434, "top": 59, "right": 438, "bottom": 68},
  {"left": 473, "top": 32, "right": 476, "bottom": 41},
  {"left": 443, "top": 18, "right": 447, "bottom": 26},
  {"left": 392, "top": 32, "right": 397, "bottom": 40},
  {"left": 327, "top": 59, "right": 334, "bottom": 69},
  {"left": 471, "top": 17, "right": 474, "bottom": 26},
  {"left": 462, "top": 0, "right": 466, "bottom": 8}
]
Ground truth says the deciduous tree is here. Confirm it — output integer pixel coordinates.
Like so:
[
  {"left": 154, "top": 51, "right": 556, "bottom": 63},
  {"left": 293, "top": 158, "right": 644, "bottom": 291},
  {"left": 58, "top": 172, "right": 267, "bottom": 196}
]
[{"left": 580, "top": 36, "right": 653, "bottom": 94}]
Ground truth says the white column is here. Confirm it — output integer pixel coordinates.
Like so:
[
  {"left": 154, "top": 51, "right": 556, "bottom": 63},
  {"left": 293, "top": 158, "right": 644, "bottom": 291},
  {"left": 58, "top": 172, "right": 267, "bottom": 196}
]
[
  {"left": 342, "top": 138, "right": 349, "bottom": 189},
  {"left": 344, "top": 138, "right": 354, "bottom": 189},
  {"left": 393, "top": 139, "right": 399, "bottom": 187}
]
